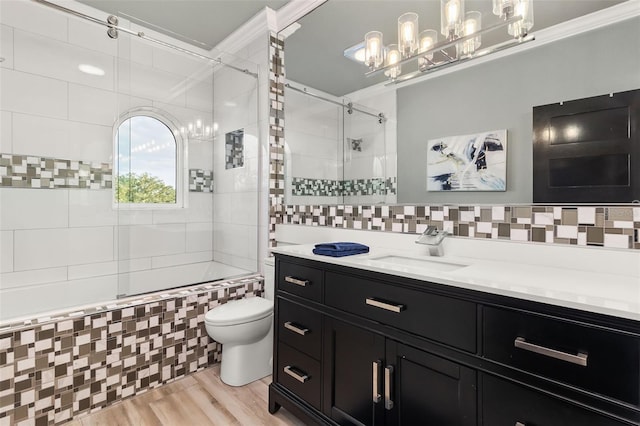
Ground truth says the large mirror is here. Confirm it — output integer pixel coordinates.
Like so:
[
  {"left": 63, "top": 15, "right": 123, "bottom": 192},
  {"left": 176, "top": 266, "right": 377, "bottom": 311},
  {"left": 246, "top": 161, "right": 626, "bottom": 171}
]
[{"left": 281, "top": 0, "right": 639, "bottom": 205}]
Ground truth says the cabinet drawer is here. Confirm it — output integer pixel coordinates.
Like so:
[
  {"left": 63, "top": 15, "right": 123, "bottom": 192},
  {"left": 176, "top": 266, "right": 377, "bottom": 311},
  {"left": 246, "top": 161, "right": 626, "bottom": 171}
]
[
  {"left": 277, "top": 298, "right": 322, "bottom": 360},
  {"left": 325, "top": 272, "right": 476, "bottom": 352},
  {"left": 276, "top": 342, "right": 321, "bottom": 411},
  {"left": 483, "top": 307, "right": 640, "bottom": 406},
  {"left": 277, "top": 261, "right": 323, "bottom": 302},
  {"left": 482, "top": 374, "right": 628, "bottom": 426}
]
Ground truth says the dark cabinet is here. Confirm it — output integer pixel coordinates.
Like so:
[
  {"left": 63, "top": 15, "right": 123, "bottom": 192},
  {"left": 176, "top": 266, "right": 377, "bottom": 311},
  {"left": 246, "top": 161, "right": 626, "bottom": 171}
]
[{"left": 269, "top": 255, "right": 640, "bottom": 426}]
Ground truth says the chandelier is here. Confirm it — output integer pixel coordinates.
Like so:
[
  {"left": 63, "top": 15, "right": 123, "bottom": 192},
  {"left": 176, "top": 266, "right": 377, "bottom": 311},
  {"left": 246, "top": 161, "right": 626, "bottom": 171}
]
[
  {"left": 178, "top": 119, "right": 217, "bottom": 142},
  {"left": 345, "top": 0, "right": 534, "bottom": 84}
]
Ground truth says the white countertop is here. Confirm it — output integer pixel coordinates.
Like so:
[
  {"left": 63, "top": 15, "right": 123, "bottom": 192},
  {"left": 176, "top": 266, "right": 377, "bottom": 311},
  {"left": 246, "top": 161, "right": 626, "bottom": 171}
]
[{"left": 271, "top": 244, "right": 640, "bottom": 322}]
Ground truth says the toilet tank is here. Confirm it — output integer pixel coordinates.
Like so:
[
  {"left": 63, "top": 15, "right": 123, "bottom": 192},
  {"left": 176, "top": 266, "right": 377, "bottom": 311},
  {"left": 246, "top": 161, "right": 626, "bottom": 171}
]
[{"left": 263, "top": 257, "right": 275, "bottom": 301}]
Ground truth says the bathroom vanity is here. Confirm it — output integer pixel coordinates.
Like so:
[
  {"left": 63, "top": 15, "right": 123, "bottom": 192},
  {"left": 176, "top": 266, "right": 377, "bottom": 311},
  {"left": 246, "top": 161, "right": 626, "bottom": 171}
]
[{"left": 268, "top": 246, "right": 640, "bottom": 425}]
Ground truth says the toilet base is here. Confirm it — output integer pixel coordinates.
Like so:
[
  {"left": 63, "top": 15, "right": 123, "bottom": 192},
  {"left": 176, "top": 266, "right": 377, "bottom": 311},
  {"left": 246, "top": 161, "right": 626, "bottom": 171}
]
[{"left": 219, "top": 326, "right": 273, "bottom": 387}]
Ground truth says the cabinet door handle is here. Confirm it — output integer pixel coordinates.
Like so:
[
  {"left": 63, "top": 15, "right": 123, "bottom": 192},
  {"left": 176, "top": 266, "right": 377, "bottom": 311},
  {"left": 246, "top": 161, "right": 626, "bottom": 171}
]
[
  {"left": 366, "top": 297, "right": 405, "bottom": 313},
  {"left": 284, "top": 321, "right": 309, "bottom": 336},
  {"left": 284, "top": 276, "right": 309, "bottom": 287},
  {"left": 514, "top": 337, "right": 588, "bottom": 367},
  {"left": 515, "top": 422, "right": 526, "bottom": 426},
  {"left": 372, "top": 360, "right": 382, "bottom": 403},
  {"left": 283, "top": 365, "right": 309, "bottom": 383},
  {"left": 384, "top": 365, "right": 394, "bottom": 410}
]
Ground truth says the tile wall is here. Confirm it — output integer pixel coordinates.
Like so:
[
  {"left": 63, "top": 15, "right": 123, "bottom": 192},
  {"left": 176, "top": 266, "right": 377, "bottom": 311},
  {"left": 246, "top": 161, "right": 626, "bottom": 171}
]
[
  {"left": 0, "top": 275, "right": 263, "bottom": 426},
  {"left": 0, "top": 0, "right": 262, "bottom": 321}
]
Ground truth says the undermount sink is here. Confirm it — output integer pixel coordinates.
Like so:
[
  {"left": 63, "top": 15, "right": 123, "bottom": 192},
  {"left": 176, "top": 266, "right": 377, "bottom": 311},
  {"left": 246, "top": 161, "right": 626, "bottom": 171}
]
[{"left": 354, "top": 255, "right": 468, "bottom": 273}]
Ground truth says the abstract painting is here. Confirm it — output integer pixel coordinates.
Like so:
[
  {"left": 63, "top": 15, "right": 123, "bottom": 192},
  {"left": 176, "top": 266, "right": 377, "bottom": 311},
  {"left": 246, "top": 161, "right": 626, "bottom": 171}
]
[{"left": 427, "top": 129, "right": 507, "bottom": 191}]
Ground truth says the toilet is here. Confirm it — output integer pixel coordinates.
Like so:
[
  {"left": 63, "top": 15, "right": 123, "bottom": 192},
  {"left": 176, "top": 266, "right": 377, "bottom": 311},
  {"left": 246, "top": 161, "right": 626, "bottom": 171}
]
[{"left": 204, "top": 259, "right": 275, "bottom": 386}]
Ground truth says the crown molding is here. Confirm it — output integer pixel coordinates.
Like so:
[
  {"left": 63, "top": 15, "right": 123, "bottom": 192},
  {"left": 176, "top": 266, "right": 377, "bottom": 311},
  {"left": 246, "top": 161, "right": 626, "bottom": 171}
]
[
  {"left": 276, "top": 0, "right": 327, "bottom": 32},
  {"left": 212, "top": 7, "right": 272, "bottom": 55}
]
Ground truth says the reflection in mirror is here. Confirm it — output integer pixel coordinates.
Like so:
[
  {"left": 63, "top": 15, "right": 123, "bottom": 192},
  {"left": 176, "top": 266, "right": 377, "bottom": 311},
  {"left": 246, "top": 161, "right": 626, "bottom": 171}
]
[
  {"left": 281, "top": 0, "right": 638, "bottom": 205},
  {"left": 284, "top": 84, "right": 397, "bottom": 206}
]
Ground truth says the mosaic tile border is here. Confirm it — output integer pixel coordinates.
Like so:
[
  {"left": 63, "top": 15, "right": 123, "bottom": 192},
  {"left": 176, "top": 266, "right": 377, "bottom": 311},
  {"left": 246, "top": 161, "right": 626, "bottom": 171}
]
[
  {"left": 282, "top": 205, "right": 640, "bottom": 250},
  {"left": 188, "top": 169, "right": 213, "bottom": 192},
  {"left": 0, "top": 154, "right": 112, "bottom": 189},
  {"left": 0, "top": 274, "right": 263, "bottom": 425},
  {"left": 268, "top": 33, "right": 286, "bottom": 249},
  {"left": 292, "top": 177, "right": 397, "bottom": 197}
]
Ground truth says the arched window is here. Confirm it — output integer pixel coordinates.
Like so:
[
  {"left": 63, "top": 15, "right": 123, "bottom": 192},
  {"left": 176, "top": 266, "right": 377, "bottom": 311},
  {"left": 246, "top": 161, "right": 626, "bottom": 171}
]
[{"left": 114, "top": 111, "right": 184, "bottom": 208}]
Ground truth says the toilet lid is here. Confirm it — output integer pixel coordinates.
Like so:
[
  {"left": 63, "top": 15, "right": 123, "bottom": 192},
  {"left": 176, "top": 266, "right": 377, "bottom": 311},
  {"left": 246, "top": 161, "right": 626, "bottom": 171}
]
[{"left": 205, "top": 297, "right": 273, "bottom": 326}]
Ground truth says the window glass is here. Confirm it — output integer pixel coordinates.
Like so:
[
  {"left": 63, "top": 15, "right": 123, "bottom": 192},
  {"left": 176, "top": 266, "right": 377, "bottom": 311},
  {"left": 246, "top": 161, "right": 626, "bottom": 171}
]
[{"left": 116, "top": 115, "right": 178, "bottom": 204}]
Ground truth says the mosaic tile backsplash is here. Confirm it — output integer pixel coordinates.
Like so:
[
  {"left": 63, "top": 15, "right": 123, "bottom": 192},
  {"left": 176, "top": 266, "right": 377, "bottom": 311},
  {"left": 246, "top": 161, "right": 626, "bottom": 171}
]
[
  {"left": 0, "top": 154, "right": 212, "bottom": 194},
  {"left": 283, "top": 204, "right": 640, "bottom": 250},
  {"left": 0, "top": 154, "right": 112, "bottom": 190},
  {"left": 0, "top": 275, "right": 263, "bottom": 425}
]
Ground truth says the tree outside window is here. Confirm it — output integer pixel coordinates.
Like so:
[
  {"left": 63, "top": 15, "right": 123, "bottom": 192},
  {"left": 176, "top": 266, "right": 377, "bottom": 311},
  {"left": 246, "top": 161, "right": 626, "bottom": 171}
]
[{"left": 115, "top": 115, "right": 180, "bottom": 206}]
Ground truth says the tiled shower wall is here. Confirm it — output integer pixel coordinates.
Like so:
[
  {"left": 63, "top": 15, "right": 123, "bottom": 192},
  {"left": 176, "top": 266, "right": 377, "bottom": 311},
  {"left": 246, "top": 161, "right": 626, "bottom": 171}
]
[
  {"left": 0, "top": 0, "right": 261, "bottom": 321},
  {"left": 0, "top": 275, "right": 263, "bottom": 426}
]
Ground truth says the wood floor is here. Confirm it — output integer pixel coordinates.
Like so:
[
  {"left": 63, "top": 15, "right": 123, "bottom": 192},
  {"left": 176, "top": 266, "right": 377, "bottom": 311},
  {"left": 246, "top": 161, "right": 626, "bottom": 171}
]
[{"left": 67, "top": 366, "right": 303, "bottom": 426}]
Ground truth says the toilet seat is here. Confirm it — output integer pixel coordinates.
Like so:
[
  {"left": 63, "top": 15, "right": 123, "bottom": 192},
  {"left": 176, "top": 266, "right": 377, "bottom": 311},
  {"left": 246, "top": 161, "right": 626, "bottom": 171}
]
[{"left": 205, "top": 297, "right": 273, "bottom": 326}]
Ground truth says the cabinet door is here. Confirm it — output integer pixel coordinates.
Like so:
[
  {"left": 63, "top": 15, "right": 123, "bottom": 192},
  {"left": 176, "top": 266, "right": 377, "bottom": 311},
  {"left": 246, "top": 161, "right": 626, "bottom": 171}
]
[
  {"left": 323, "top": 318, "right": 386, "bottom": 426},
  {"left": 386, "top": 342, "right": 477, "bottom": 426}
]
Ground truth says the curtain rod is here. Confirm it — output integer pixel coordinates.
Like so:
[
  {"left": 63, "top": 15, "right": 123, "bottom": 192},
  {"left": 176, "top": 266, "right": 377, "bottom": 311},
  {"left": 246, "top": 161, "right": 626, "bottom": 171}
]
[
  {"left": 284, "top": 83, "right": 386, "bottom": 123},
  {"left": 31, "top": 0, "right": 258, "bottom": 78}
]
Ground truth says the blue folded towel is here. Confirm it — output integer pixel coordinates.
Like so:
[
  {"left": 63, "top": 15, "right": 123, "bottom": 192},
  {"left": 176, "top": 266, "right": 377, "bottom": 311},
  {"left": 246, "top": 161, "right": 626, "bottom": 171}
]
[{"left": 312, "top": 242, "right": 369, "bottom": 257}]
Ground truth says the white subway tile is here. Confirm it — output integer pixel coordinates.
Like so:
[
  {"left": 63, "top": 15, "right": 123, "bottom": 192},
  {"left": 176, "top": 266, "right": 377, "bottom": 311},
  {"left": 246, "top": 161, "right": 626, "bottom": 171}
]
[
  {"left": 0, "top": 1, "right": 68, "bottom": 42},
  {"left": 231, "top": 192, "right": 258, "bottom": 226},
  {"left": 68, "top": 84, "right": 117, "bottom": 126},
  {"left": 1, "top": 69, "right": 67, "bottom": 119},
  {"left": 13, "top": 30, "right": 114, "bottom": 91},
  {"left": 117, "top": 224, "right": 186, "bottom": 259},
  {"left": 68, "top": 18, "right": 117, "bottom": 57},
  {"left": 1, "top": 25, "right": 14, "bottom": 69},
  {"left": 186, "top": 193, "right": 213, "bottom": 223},
  {"left": 188, "top": 138, "right": 214, "bottom": 171},
  {"left": 151, "top": 251, "right": 212, "bottom": 269},
  {"left": 113, "top": 210, "right": 153, "bottom": 225},
  {"left": 0, "top": 231, "right": 13, "bottom": 273},
  {"left": 117, "top": 258, "right": 152, "bottom": 273},
  {"left": 185, "top": 79, "right": 214, "bottom": 112},
  {"left": 152, "top": 208, "right": 187, "bottom": 225},
  {"left": 186, "top": 222, "right": 213, "bottom": 253},
  {"left": 0, "top": 275, "right": 118, "bottom": 322},
  {"left": 153, "top": 46, "right": 210, "bottom": 78},
  {"left": 68, "top": 261, "right": 117, "bottom": 280},
  {"left": 67, "top": 121, "right": 112, "bottom": 163},
  {"left": 68, "top": 226, "right": 113, "bottom": 265},
  {"left": 0, "top": 266, "right": 67, "bottom": 289},
  {"left": 14, "top": 228, "right": 69, "bottom": 270},
  {"left": 12, "top": 113, "right": 70, "bottom": 159},
  {"left": 0, "top": 111, "right": 12, "bottom": 153},
  {"left": 117, "top": 59, "right": 187, "bottom": 106},
  {"left": 0, "top": 188, "right": 69, "bottom": 230}
]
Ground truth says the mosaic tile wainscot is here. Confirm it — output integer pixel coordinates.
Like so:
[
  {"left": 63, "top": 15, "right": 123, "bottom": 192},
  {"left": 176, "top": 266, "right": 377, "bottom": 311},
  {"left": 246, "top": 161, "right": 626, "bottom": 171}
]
[{"left": 0, "top": 275, "right": 263, "bottom": 426}]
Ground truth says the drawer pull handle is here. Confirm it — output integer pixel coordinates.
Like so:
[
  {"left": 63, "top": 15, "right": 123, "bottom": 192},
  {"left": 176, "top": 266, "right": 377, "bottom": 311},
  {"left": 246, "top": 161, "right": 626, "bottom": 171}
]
[
  {"left": 514, "top": 337, "right": 588, "bottom": 367},
  {"left": 384, "top": 365, "right": 394, "bottom": 410},
  {"left": 283, "top": 365, "right": 309, "bottom": 383},
  {"left": 284, "top": 276, "right": 309, "bottom": 287},
  {"left": 366, "top": 297, "right": 405, "bottom": 313},
  {"left": 515, "top": 423, "right": 526, "bottom": 426},
  {"left": 284, "top": 321, "right": 309, "bottom": 336},
  {"left": 372, "top": 360, "right": 382, "bottom": 403}
]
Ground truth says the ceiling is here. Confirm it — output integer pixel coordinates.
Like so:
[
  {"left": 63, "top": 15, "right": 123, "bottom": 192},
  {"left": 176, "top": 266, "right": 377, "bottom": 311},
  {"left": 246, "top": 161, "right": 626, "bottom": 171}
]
[
  {"left": 283, "top": 0, "right": 628, "bottom": 96},
  {"left": 76, "top": 0, "right": 290, "bottom": 50}
]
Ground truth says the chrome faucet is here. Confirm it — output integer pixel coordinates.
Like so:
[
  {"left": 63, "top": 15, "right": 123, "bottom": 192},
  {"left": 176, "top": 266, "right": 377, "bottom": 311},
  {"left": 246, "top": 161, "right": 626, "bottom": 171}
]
[{"left": 415, "top": 226, "right": 448, "bottom": 256}]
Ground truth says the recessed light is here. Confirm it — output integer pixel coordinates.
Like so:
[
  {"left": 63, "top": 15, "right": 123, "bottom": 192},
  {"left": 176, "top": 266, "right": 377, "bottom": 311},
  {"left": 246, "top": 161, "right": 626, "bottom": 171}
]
[{"left": 78, "top": 64, "right": 105, "bottom": 76}]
